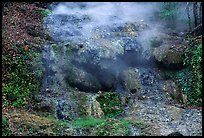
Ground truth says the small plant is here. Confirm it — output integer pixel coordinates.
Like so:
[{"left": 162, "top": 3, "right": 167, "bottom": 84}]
[{"left": 40, "top": 9, "right": 52, "bottom": 17}]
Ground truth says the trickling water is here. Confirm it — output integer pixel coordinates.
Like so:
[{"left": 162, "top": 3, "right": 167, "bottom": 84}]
[
  {"left": 41, "top": 42, "right": 75, "bottom": 120},
  {"left": 42, "top": 43, "right": 54, "bottom": 93},
  {"left": 87, "top": 94, "right": 94, "bottom": 117}
]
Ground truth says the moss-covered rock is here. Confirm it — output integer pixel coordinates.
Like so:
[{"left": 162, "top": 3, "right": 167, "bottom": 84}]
[
  {"left": 154, "top": 48, "right": 183, "bottom": 64},
  {"left": 51, "top": 43, "right": 61, "bottom": 56},
  {"left": 32, "top": 95, "right": 56, "bottom": 114},
  {"left": 4, "top": 112, "right": 68, "bottom": 136},
  {"left": 152, "top": 34, "right": 187, "bottom": 68}
]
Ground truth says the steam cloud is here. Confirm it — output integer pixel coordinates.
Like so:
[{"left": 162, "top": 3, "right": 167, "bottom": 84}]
[
  {"left": 43, "top": 2, "right": 192, "bottom": 92},
  {"left": 51, "top": 2, "right": 160, "bottom": 33}
]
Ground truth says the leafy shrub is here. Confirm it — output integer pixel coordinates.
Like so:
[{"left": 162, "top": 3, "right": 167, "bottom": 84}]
[
  {"left": 2, "top": 43, "right": 43, "bottom": 108},
  {"left": 162, "top": 35, "right": 202, "bottom": 106},
  {"left": 177, "top": 35, "right": 202, "bottom": 106},
  {"left": 96, "top": 92, "right": 123, "bottom": 118},
  {"left": 176, "top": 67, "right": 200, "bottom": 105}
]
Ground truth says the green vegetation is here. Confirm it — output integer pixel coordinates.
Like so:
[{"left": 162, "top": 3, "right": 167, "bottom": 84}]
[
  {"left": 73, "top": 117, "right": 105, "bottom": 128},
  {"left": 159, "top": 2, "right": 177, "bottom": 29},
  {"left": 2, "top": 115, "right": 12, "bottom": 136},
  {"left": 2, "top": 43, "right": 43, "bottom": 108},
  {"left": 78, "top": 95, "right": 88, "bottom": 117},
  {"left": 163, "top": 35, "right": 202, "bottom": 106},
  {"left": 40, "top": 9, "right": 52, "bottom": 17},
  {"left": 179, "top": 35, "right": 202, "bottom": 106},
  {"left": 92, "top": 118, "right": 130, "bottom": 136},
  {"left": 72, "top": 117, "right": 130, "bottom": 136},
  {"left": 122, "top": 118, "right": 148, "bottom": 129},
  {"left": 184, "top": 35, "right": 202, "bottom": 97},
  {"left": 96, "top": 92, "right": 123, "bottom": 118}
]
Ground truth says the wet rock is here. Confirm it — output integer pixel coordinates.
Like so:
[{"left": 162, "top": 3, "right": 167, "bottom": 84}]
[
  {"left": 65, "top": 66, "right": 102, "bottom": 92},
  {"left": 121, "top": 68, "right": 142, "bottom": 95},
  {"left": 165, "top": 105, "right": 184, "bottom": 121},
  {"left": 142, "top": 125, "right": 161, "bottom": 136},
  {"left": 167, "top": 131, "right": 183, "bottom": 136},
  {"left": 63, "top": 40, "right": 122, "bottom": 90},
  {"left": 122, "top": 37, "right": 142, "bottom": 53},
  {"left": 154, "top": 48, "right": 183, "bottom": 65},
  {"left": 56, "top": 99, "right": 78, "bottom": 121},
  {"left": 44, "top": 14, "right": 91, "bottom": 42},
  {"left": 152, "top": 34, "right": 187, "bottom": 68},
  {"left": 92, "top": 38, "right": 124, "bottom": 61},
  {"left": 162, "top": 80, "right": 182, "bottom": 102},
  {"left": 33, "top": 95, "right": 56, "bottom": 113}
]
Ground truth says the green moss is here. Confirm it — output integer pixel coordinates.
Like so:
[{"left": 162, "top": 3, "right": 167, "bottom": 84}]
[
  {"left": 96, "top": 92, "right": 123, "bottom": 118},
  {"left": 72, "top": 117, "right": 130, "bottom": 136},
  {"left": 78, "top": 96, "right": 88, "bottom": 117},
  {"left": 123, "top": 118, "right": 148, "bottom": 129},
  {"left": 40, "top": 9, "right": 52, "bottom": 17},
  {"left": 92, "top": 118, "right": 130, "bottom": 136},
  {"left": 51, "top": 44, "right": 61, "bottom": 56},
  {"left": 72, "top": 93, "right": 88, "bottom": 117},
  {"left": 73, "top": 117, "right": 105, "bottom": 128}
]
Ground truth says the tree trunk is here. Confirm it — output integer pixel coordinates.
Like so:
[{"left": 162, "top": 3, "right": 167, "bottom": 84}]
[
  {"left": 193, "top": 2, "right": 198, "bottom": 28},
  {"left": 199, "top": 2, "right": 202, "bottom": 25},
  {"left": 186, "top": 2, "right": 192, "bottom": 31}
]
